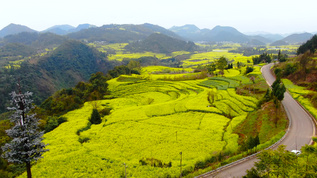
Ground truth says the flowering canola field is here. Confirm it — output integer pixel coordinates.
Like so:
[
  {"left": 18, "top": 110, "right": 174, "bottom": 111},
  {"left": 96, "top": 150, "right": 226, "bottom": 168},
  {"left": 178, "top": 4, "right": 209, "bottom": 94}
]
[{"left": 24, "top": 72, "right": 258, "bottom": 177}]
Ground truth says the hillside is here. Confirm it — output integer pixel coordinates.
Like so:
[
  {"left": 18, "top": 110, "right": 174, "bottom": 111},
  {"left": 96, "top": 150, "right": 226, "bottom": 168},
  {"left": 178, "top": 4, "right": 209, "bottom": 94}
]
[
  {"left": 0, "top": 23, "right": 37, "bottom": 38},
  {"left": 2, "top": 32, "right": 68, "bottom": 48},
  {"left": 0, "top": 40, "right": 115, "bottom": 113},
  {"left": 67, "top": 23, "right": 181, "bottom": 42},
  {"left": 124, "top": 33, "right": 197, "bottom": 53},
  {"left": 297, "top": 35, "right": 317, "bottom": 54},
  {"left": 274, "top": 36, "right": 317, "bottom": 88},
  {"left": 38, "top": 40, "right": 112, "bottom": 88}
]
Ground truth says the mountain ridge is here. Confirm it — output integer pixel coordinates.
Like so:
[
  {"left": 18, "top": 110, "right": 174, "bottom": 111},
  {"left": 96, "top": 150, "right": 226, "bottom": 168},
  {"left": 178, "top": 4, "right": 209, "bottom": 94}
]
[
  {"left": 42, "top": 24, "right": 96, "bottom": 35},
  {"left": 1, "top": 23, "right": 315, "bottom": 45},
  {"left": 170, "top": 25, "right": 265, "bottom": 44}
]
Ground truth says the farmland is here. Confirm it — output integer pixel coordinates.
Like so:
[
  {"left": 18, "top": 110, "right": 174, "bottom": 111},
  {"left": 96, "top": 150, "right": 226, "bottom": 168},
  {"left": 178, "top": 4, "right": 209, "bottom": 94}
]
[
  {"left": 12, "top": 42, "right": 289, "bottom": 177},
  {"left": 18, "top": 64, "right": 285, "bottom": 177},
  {"left": 90, "top": 43, "right": 255, "bottom": 68}
]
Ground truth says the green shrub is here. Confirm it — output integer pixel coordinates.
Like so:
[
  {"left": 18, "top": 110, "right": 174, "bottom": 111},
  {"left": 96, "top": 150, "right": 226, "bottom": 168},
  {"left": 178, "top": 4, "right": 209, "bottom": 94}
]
[
  {"left": 138, "top": 158, "right": 172, "bottom": 168},
  {"left": 99, "top": 108, "right": 111, "bottom": 117},
  {"left": 44, "top": 117, "right": 59, "bottom": 133},
  {"left": 44, "top": 116, "right": 68, "bottom": 133},
  {"left": 78, "top": 137, "right": 90, "bottom": 144},
  {"left": 283, "top": 63, "right": 297, "bottom": 76},
  {"left": 245, "top": 66, "right": 254, "bottom": 74},
  {"left": 57, "top": 117, "right": 67, "bottom": 125}
]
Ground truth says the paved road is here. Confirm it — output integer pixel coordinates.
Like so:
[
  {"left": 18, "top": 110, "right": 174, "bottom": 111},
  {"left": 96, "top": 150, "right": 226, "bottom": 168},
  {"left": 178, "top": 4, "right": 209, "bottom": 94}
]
[{"left": 198, "top": 63, "right": 316, "bottom": 178}]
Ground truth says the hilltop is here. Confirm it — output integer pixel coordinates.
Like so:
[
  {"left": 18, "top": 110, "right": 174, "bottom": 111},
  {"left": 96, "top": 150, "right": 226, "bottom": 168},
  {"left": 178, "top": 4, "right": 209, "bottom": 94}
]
[{"left": 0, "top": 23, "right": 37, "bottom": 38}]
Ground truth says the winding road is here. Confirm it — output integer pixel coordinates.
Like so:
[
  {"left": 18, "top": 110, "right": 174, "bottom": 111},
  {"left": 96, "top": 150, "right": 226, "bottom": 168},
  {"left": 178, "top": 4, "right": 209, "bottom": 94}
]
[{"left": 198, "top": 63, "right": 316, "bottom": 178}]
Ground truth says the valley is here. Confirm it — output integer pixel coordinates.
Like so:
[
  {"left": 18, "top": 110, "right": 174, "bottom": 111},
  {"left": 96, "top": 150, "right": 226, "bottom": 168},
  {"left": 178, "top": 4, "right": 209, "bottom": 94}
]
[{"left": 0, "top": 22, "right": 316, "bottom": 177}]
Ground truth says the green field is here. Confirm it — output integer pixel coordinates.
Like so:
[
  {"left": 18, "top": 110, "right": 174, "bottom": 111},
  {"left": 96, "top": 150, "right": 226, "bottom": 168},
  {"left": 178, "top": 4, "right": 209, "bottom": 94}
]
[
  {"left": 182, "top": 51, "right": 253, "bottom": 68},
  {"left": 21, "top": 69, "right": 262, "bottom": 177}
]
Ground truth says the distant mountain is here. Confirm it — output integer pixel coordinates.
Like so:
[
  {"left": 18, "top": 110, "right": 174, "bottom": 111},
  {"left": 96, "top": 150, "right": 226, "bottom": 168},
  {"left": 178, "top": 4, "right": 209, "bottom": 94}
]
[
  {"left": 244, "top": 32, "right": 284, "bottom": 42},
  {"left": 125, "top": 33, "right": 197, "bottom": 54},
  {"left": 141, "top": 23, "right": 181, "bottom": 39},
  {"left": 208, "top": 26, "right": 250, "bottom": 43},
  {"left": 247, "top": 39, "right": 266, "bottom": 46},
  {"left": 42, "top": 25, "right": 75, "bottom": 35},
  {"left": 259, "top": 34, "right": 284, "bottom": 42},
  {"left": 69, "top": 24, "right": 96, "bottom": 33},
  {"left": 43, "top": 24, "right": 96, "bottom": 35},
  {"left": 0, "top": 23, "right": 37, "bottom": 38},
  {"left": 170, "top": 25, "right": 252, "bottom": 43},
  {"left": 270, "top": 33, "right": 314, "bottom": 46},
  {"left": 281, "top": 33, "right": 313, "bottom": 44},
  {"left": 270, "top": 40, "right": 289, "bottom": 46},
  {"left": 67, "top": 23, "right": 181, "bottom": 43},
  {"left": 169, "top": 24, "right": 202, "bottom": 41},
  {"left": 248, "top": 35, "right": 272, "bottom": 44},
  {"left": 67, "top": 25, "right": 146, "bottom": 43}
]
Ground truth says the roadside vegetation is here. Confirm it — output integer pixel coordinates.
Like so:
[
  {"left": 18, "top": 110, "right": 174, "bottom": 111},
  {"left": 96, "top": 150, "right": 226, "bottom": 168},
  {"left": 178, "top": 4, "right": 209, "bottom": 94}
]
[
  {"left": 273, "top": 35, "right": 317, "bottom": 120},
  {"left": 243, "top": 34, "right": 317, "bottom": 177}
]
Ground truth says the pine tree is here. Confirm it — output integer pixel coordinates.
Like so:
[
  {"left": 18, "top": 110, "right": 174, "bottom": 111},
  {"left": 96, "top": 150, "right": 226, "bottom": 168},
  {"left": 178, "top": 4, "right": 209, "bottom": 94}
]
[
  {"left": 1, "top": 90, "right": 48, "bottom": 178},
  {"left": 89, "top": 109, "right": 101, "bottom": 124}
]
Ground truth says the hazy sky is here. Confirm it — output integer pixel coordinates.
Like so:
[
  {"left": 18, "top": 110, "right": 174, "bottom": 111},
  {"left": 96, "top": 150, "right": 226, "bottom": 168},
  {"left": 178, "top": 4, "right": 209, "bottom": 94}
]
[{"left": 1, "top": 0, "right": 316, "bottom": 34}]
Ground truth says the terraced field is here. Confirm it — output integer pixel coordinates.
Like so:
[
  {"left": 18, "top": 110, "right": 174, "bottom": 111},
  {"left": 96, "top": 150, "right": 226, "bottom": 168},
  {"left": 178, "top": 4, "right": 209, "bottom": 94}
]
[
  {"left": 22, "top": 70, "right": 260, "bottom": 177},
  {"left": 90, "top": 43, "right": 254, "bottom": 68}
]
